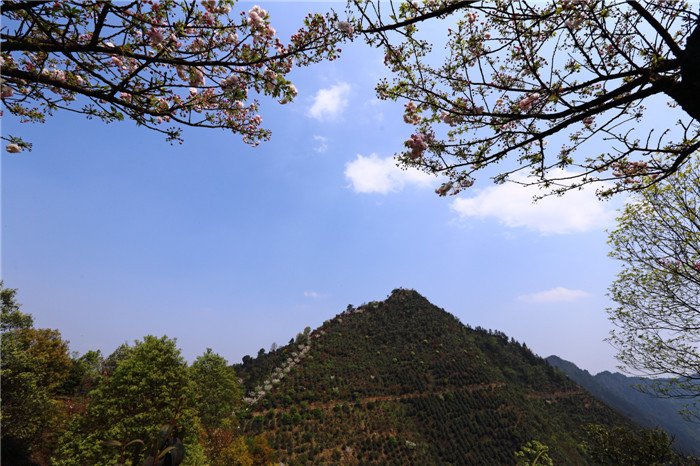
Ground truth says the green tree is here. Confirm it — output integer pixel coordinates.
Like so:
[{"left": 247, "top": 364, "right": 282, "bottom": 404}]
[
  {"left": 190, "top": 348, "right": 241, "bottom": 429},
  {"left": 607, "top": 157, "right": 700, "bottom": 418},
  {"left": 514, "top": 440, "right": 553, "bottom": 466},
  {"left": 58, "top": 349, "right": 104, "bottom": 396},
  {"left": 53, "top": 335, "right": 206, "bottom": 465},
  {"left": 1, "top": 281, "right": 33, "bottom": 331},
  {"left": 351, "top": 0, "right": 700, "bottom": 197},
  {"left": 1, "top": 284, "right": 73, "bottom": 459},
  {"left": 582, "top": 424, "right": 681, "bottom": 465}
]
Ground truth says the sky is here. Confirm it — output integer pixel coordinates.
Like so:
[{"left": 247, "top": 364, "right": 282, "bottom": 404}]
[{"left": 1, "top": 1, "right": 641, "bottom": 375}]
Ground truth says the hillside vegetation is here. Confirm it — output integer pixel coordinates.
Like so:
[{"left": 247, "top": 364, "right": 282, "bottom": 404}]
[{"left": 235, "top": 288, "right": 636, "bottom": 464}]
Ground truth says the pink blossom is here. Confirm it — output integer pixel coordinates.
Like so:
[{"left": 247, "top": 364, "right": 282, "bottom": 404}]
[
  {"left": 6, "top": 144, "right": 21, "bottom": 153},
  {"left": 50, "top": 69, "right": 66, "bottom": 82},
  {"left": 565, "top": 18, "right": 584, "bottom": 29},
  {"left": 435, "top": 182, "right": 453, "bottom": 196},
  {"left": 148, "top": 28, "right": 165, "bottom": 45},
  {"left": 176, "top": 65, "right": 187, "bottom": 81},
  {"left": 338, "top": 21, "right": 355, "bottom": 35},
  {"left": 406, "top": 133, "right": 428, "bottom": 159},
  {"left": 189, "top": 67, "right": 205, "bottom": 86},
  {"left": 1, "top": 86, "right": 14, "bottom": 98},
  {"left": 221, "top": 74, "right": 238, "bottom": 91}
]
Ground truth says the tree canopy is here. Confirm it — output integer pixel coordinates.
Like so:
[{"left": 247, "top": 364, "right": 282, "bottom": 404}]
[
  {"left": 607, "top": 156, "right": 699, "bottom": 418},
  {"left": 5, "top": 1, "right": 698, "bottom": 199},
  {"left": 1, "top": 283, "right": 73, "bottom": 460},
  {"left": 353, "top": 0, "right": 700, "bottom": 197},
  {"left": 1, "top": 0, "right": 346, "bottom": 151}
]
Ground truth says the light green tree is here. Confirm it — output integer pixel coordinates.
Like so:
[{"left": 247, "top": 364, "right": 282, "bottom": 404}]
[
  {"left": 607, "top": 157, "right": 700, "bottom": 418},
  {"left": 514, "top": 440, "right": 553, "bottom": 466},
  {"left": 53, "top": 335, "right": 206, "bottom": 465},
  {"left": 190, "top": 348, "right": 241, "bottom": 429}
]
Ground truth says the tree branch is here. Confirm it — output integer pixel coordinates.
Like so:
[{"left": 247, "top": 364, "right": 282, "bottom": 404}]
[
  {"left": 359, "top": 0, "right": 476, "bottom": 34},
  {"left": 627, "top": 0, "right": 683, "bottom": 58}
]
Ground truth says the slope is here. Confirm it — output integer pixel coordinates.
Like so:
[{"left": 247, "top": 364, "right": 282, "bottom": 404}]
[
  {"left": 235, "top": 289, "right": 634, "bottom": 464},
  {"left": 546, "top": 355, "right": 700, "bottom": 456}
]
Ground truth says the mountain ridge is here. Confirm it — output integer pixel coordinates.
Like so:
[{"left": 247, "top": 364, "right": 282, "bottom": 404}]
[{"left": 546, "top": 355, "right": 700, "bottom": 456}]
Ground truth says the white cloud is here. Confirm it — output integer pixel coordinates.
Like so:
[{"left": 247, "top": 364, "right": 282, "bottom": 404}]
[
  {"left": 344, "top": 153, "right": 435, "bottom": 194},
  {"left": 516, "top": 287, "right": 592, "bottom": 303},
  {"left": 304, "top": 291, "right": 320, "bottom": 298},
  {"left": 308, "top": 83, "right": 350, "bottom": 121},
  {"left": 313, "top": 135, "right": 328, "bottom": 153},
  {"left": 450, "top": 170, "right": 615, "bottom": 235}
]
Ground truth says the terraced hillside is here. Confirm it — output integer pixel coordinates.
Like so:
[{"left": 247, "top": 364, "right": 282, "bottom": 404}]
[{"left": 235, "top": 288, "right": 634, "bottom": 464}]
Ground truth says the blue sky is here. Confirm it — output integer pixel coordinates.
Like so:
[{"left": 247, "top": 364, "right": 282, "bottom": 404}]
[{"left": 2, "top": 2, "right": 634, "bottom": 374}]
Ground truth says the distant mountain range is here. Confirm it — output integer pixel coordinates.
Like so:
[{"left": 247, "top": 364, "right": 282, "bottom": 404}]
[
  {"left": 233, "top": 289, "right": 654, "bottom": 464},
  {"left": 546, "top": 355, "right": 699, "bottom": 456}
]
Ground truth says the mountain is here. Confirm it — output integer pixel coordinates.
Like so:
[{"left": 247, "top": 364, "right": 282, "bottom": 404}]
[
  {"left": 546, "top": 355, "right": 700, "bottom": 456},
  {"left": 233, "top": 289, "right": 637, "bottom": 464}
]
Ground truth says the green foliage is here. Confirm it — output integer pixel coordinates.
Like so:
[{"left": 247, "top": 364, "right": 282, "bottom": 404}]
[
  {"left": 238, "top": 289, "right": 635, "bottom": 464},
  {"left": 1, "top": 284, "right": 72, "bottom": 458},
  {"left": 190, "top": 348, "right": 241, "bottom": 429},
  {"left": 607, "top": 157, "right": 700, "bottom": 418},
  {"left": 53, "top": 335, "right": 205, "bottom": 465},
  {"left": 58, "top": 349, "right": 103, "bottom": 396},
  {"left": 515, "top": 441, "right": 553, "bottom": 466},
  {"left": 582, "top": 424, "right": 683, "bottom": 465},
  {"left": 1, "top": 282, "right": 33, "bottom": 331}
]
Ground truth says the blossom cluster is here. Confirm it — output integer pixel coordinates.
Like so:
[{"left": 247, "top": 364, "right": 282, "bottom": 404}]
[
  {"left": 610, "top": 161, "right": 653, "bottom": 184},
  {"left": 247, "top": 5, "right": 276, "bottom": 40},
  {"left": 404, "top": 101, "right": 422, "bottom": 125},
  {"left": 435, "top": 182, "right": 453, "bottom": 196},
  {"left": 405, "top": 133, "right": 428, "bottom": 159},
  {"left": 519, "top": 93, "right": 540, "bottom": 112},
  {"left": 658, "top": 258, "right": 700, "bottom": 272}
]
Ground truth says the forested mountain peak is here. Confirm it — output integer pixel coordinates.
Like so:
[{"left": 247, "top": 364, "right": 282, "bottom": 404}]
[{"left": 233, "top": 289, "right": 640, "bottom": 464}]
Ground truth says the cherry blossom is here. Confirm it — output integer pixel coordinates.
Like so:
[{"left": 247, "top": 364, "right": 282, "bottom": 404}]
[
  {"left": 357, "top": 0, "right": 700, "bottom": 197},
  {"left": 1, "top": 1, "right": 347, "bottom": 152}
]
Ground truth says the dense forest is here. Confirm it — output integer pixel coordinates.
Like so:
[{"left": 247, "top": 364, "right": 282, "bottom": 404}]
[{"left": 1, "top": 285, "right": 694, "bottom": 465}]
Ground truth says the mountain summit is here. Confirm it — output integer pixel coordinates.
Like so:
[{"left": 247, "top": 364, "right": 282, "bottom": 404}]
[{"left": 235, "top": 289, "right": 633, "bottom": 464}]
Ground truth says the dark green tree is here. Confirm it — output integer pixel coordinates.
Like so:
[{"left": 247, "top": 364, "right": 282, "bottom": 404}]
[
  {"left": 1, "top": 284, "right": 73, "bottom": 460},
  {"left": 582, "top": 424, "right": 681, "bottom": 465},
  {"left": 1, "top": 282, "right": 33, "bottom": 331}
]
